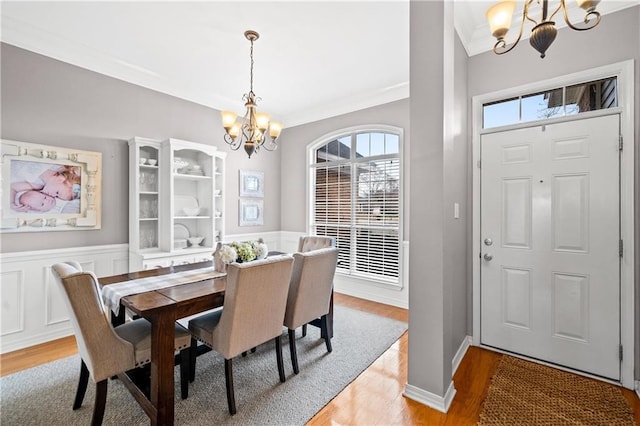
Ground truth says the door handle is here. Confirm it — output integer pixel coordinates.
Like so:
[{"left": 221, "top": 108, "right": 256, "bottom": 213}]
[{"left": 484, "top": 253, "right": 493, "bottom": 261}]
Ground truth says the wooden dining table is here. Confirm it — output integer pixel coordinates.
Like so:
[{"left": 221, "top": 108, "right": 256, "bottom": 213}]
[
  {"left": 98, "top": 260, "right": 225, "bottom": 426},
  {"left": 98, "top": 255, "right": 334, "bottom": 425}
]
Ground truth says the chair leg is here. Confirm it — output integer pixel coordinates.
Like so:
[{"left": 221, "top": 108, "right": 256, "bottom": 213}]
[
  {"left": 320, "top": 315, "right": 332, "bottom": 353},
  {"left": 91, "top": 379, "right": 108, "bottom": 426},
  {"left": 179, "top": 347, "right": 189, "bottom": 400},
  {"left": 275, "top": 335, "right": 286, "bottom": 382},
  {"left": 224, "top": 358, "right": 236, "bottom": 415},
  {"left": 302, "top": 323, "right": 307, "bottom": 337},
  {"left": 189, "top": 338, "right": 197, "bottom": 383},
  {"left": 288, "top": 328, "right": 299, "bottom": 374},
  {"left": 73, "top": 359, "right": 90, "bottom": 410}
]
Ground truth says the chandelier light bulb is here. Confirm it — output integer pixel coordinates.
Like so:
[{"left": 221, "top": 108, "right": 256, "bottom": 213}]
[
  {"left": 486, "top": 1, "right": 516, "bottom": 39},
  {"left": 221, "top": 111, "right": 238, "bottom": 130},
  {"left": 269, "top": 121, "right": 283, "bottom": 140}
]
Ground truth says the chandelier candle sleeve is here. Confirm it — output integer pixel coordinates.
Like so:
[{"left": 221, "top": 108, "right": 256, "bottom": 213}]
[
  {"left": 221, "top": 30, "right": 283, "bottom": 158},
  {"left": 486, "top": 0, "right": 601, "bottom": 58}
]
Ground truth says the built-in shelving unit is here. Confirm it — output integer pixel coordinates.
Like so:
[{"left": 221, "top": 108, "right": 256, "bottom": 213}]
[{"left": 128, "top": 137, "right": 225, "bottom": 270}]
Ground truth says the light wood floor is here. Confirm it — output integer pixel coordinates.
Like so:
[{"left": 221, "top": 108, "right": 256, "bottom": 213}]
[{"left": 2, "top": 293, "right": 638, "bottom": 424}]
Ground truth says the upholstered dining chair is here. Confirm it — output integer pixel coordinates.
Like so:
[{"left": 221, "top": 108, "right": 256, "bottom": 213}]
[
  {"left": 296, "top": 235, "right": 336, "bottom": 337},
  {"left": 51, "top": 261, "right": 192, "bottom": 426},
  {"left": 188, "top": 256, "right": 294, "bottom": 415},
  {"left": 298, "top": 235, "right": 335, "bottom": 252},
  {"left": 283, "top": 247, "right": 339, "bottom": 374}
]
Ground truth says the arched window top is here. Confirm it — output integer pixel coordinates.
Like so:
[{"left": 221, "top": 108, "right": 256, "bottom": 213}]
[{"left": 313, "top": 131, "right": 400, "bottom": 164}]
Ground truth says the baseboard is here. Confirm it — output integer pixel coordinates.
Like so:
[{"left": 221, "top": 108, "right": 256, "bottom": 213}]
[
  {"left": 403, "top": 380, "right": 456, "bottom": 413},
  {"left": 1, "top": 328, "right": 74, "bottom": 354},
  {"left": 334, "top": 280, "right": 408, "bottom": 309},
  {"left": 635, "top": 380, "right": 640, "bottom": 399},
  {"left": 452, "top": 335, "right": 472, "bottom": 376}
]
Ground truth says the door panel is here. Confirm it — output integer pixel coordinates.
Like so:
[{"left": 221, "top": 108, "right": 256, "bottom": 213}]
[{"left": 480, "top": 114, "right": 620, "bottom": 380}]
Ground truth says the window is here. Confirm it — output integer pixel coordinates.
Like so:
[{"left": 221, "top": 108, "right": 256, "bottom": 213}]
[
  {"left": 483, "top": 77, "right": 618, "bottom": 129},
  {"left": 310, "top": 127, "right": 402, "bottom": 284}
]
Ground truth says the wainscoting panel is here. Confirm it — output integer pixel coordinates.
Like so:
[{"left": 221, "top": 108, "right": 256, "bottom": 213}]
[
  {"left": 0, "top": 244, "right": 129, "bottom": 354},
  {"left": 0, "top": 233, "right": 409, "bottom": 352},
  {"left": 0, "top": 270, "right": 24, "bottom": 336},
  {"left": 45, "top": 265, "right": 69, "bottom": 326}
]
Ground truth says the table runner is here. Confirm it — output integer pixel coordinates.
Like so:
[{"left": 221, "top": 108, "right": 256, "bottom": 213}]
[{"left": 102, "top": 266, "right": 225, "bottom": 315}]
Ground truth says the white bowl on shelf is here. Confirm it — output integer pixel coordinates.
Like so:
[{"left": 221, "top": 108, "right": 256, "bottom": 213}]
[
  {"left": 147, "top": 159, "right": 157, "bottom": 166},
  {"left": 174, "top": 239, "right": 187, "bottom": 250},
  {"left": 173, "top": 157, "right": 189, "bottom": 172},
  {"left": 139, "top": 158, "right": 147, "bottom": 165},
  {"left": 183, "top": 207, "right": 200, "bottom": 216},
  {"left": 188, "top": 236, "right": 204, "bottom": 246}
]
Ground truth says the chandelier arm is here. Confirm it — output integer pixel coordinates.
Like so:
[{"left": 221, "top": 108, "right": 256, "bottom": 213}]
[
  {"left": 547, "top": 1, "right": 564, "bottom": 21},
  {"left": 223, "top": 133, "right": 243, "bottom": 151},
  {"left": 493, "top": 1, "right": 529, "bottom": 55},
  {"left": 523, "top": 0, "right": 537, "bottom": 25},
  {"left": 260, "top": 139, "right": 279, "bottom": 152},
  {"left": 561, "top": 0, "right": 601, "bottom": 31}
]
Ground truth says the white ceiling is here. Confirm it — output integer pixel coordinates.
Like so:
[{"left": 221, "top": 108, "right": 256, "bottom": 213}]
[{"left": 1, "top": 1, "right": 636, "bottom": 127}]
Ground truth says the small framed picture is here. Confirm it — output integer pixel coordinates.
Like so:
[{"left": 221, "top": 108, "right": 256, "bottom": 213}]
[
  {"left": 239, "top": 199, "right": 264, "bottom": 226},
  {"left": 239, "top": 169, "right": 264, "bottom": 197}
]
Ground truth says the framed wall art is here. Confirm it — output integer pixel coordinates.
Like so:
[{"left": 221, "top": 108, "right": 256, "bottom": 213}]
[
  {"left": 239, "top": 199, "right": 264, "bottom": 226},
  {"left": 239, "top": 169, "right": 264, "bottom": 198},
  {"left": 1, "top": 139, "right": 102, "bottom": 233}
]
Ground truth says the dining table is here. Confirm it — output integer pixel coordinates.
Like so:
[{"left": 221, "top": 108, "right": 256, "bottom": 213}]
[
  {"left": 98, "top": 260, "right": 226, "bottom": 426},
  {"left": 97, "top": 255, "right": 335, "bottom": 425}
]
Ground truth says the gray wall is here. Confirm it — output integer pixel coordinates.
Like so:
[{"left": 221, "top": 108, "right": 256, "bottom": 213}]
[
  {"left": 468, "top": 6, "right": 640, "bottom": 381},
  {"left": 407, "top": 0, "right": 461, "bottom": 398},
  {"left": 1, "top": 43, "right": 282, "bottom": 253},
  {"left": 279, "top": 98, "right": 410, "bottom": 237}
]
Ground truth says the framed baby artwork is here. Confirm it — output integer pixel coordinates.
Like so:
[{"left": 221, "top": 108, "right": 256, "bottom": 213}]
[
  {"left": 239, "top": 169, "right": 264, "bottom": 198},
  {"left": 1, "top": 139, "right": 102, "bottom": 233}
]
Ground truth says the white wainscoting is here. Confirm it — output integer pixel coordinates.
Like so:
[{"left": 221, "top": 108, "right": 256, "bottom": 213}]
[
  {"left": 0, "top": 232, "right": 409, "bottom": 353},
  {"left": 0, "top": 244, "right": 129, "bottom": 354}
]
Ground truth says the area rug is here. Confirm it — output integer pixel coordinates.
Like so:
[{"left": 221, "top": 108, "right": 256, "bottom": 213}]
[
  {"left": 478, "top": 355, "right": 636, "bottom": 425},
  {"left": 1, "top": 305, "right": 406, "bottom": 425}
]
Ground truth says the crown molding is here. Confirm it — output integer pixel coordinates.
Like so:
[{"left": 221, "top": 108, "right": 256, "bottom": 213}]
[{"left": 1, "top": 13, "right": 408, "bottom": 127}]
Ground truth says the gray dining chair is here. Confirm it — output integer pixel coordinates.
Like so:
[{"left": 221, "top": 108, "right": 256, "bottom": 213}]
[
  {"left": 297, "top": 235, "right": 336, "bottom": 337},
  {"left": 283, "top": 247, "right": 339, "bottom": 374},
  {"left": 298, "top": 235, "right": 335, "bottom": 252},
  {"left": 188, "top": 255, "right": 294, "bottom": 415},
  {"left": 51, "top": 261, "right": 192, "bottom": 426}
]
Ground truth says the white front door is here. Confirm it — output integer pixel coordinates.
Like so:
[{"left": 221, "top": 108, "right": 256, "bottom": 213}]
[{"left": 480, "top": 114, "right": 620, "bottom": 380}]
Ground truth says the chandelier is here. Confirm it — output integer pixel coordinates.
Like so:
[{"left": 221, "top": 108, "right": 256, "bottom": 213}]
[
  {"left": 486, "top": 0, "right": 601, "bottom": 58},
  {"left": 221, "top": 30, "right": 283, "bottom": 158}
]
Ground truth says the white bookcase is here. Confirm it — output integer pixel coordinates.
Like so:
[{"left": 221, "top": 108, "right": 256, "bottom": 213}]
[{"left": 128, "top": 137, "right": 225, "bottom": 270}]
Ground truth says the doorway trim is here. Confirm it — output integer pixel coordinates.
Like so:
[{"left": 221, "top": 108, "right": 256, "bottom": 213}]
[{"left": 471, "top": 60, "right": 635, "bottom": 389}]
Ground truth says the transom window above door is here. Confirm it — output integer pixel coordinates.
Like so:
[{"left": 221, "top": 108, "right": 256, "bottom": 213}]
[
  {"left": 309, "top": 127, "right": 402, "bottom": 285},
  {"left": 483, "top": 77, "right": 618, "bottom": 129}
]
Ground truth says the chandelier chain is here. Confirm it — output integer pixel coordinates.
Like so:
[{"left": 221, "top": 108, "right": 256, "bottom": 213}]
[{"left": 249, "top": 38, "right": 254, "bottom": 94}]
